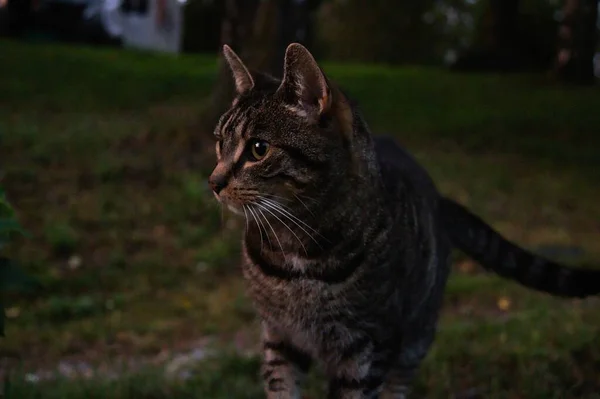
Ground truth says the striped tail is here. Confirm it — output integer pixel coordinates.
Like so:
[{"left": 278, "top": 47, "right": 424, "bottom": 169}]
[{"left": 440, "top": 197, "right": 600, "bottom": 298}]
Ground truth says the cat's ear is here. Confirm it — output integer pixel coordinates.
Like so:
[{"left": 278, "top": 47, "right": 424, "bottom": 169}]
[
  {"left": 277, "top": 43, "right": 331, "bottom": 119},
  {"left": 223, "top": 44, "right": 254, "bottom": 95}
]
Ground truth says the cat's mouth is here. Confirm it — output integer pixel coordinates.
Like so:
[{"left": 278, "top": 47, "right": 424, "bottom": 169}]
[
  {"left": 226, "top": 204, "right": 245, "bottom": 216},
  {"left": 213, "top": 191, "right": 249, "bottom": 217}
]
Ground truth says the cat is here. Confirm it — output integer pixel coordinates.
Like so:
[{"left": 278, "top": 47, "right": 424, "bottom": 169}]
[{"left": 208, "top": 43, "right": 600, "bottom": 399}]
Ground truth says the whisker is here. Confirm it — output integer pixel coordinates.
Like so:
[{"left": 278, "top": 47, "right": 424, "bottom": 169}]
[
  {"left": 258, "top": 196, "right": 317, "bottom": 231},
  {"left": 242, "top": 205, "right": 249, "bottom": 232},
  {"left": 256, "top": 207, "right": 272, "bottom": 250},
  {"left": 258, "top": 200, "right": 321, "bottom": 250},
  {"left": 261, "top": 193, "right": 294, "bottom": 203},
  {"left": 257, "top": 206, "right": 286, "bottom": 261},
  {"left": 247, "top": 205, "right": 265, "bottom": 251},
  {"left": 295, "top": 193, "right": 319, "bottom": 204},
  {"left": 255, "top": 202, "right": 308, "bottom": 256},
  {"left": 293, "top": 193, "right": 315, "bottom": 218},
  {"left": 257, "top": 196, "right": 326, "bottom": 245},
  {"left": 257, "top": 208, "right": 272, "bottom": 250}
]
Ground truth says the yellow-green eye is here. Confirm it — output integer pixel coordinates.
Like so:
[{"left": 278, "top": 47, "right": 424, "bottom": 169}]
[{"left": 249, "top": 139, "right": 270, "bottom": 161}]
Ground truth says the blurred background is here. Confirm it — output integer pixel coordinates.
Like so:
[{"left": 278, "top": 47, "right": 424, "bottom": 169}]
[{"left": 0, "top": 0, "right": 599, "bottom": 397}]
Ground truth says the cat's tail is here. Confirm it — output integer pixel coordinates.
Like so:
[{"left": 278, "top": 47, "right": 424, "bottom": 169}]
[{"left": 440, "top": 197, "right": 600, "bottom": 298}]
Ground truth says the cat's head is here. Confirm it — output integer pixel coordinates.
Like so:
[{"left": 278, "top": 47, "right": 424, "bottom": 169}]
[{"left": 208, "top": 43, "right": 357, "bottom": 216}]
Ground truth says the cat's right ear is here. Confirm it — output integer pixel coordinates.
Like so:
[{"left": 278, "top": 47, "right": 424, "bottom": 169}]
[
  {"left": 223, "top": 45, "right": 254, "bottom": 95},
  {"left": 277, "top": 43, "right": 331, "bottom": 122}
]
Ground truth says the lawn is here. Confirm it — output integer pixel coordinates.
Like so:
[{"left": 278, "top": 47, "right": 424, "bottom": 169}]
[{"left": 1, "top": 40, "right": 599, "bottom": 398}]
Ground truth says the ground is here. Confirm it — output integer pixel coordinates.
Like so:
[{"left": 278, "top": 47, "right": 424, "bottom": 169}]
[{"left": 1, "top": 40, "right": 599, "bottom": 398}]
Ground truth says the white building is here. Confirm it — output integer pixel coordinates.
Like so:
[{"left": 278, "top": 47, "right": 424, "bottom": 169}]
[
  {"left": 85, "top": 0, "right": 184, "bottom": 53},
  {"left": 2, "top": 0, "right": 185, "bottom": 53},
  {"left": 117, "top": 0, "right": 184, "bottom": 54}
]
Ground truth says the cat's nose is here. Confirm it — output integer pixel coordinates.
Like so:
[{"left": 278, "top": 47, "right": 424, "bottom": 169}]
[{"left": 208, "top": 174, "right": 228, "bottom": 195}]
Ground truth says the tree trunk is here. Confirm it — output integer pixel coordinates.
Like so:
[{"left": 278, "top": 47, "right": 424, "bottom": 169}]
[
  {"left": 555, "top": 0, "right": 598, "bottom": 84},
  {"left": 488, "top": 0, "right": 520, "bottom": 53},
  {"left": 201, "top": 0, "right": 314, "bottom": 133},
  {"left": 452, "top": 0, "right": 523, "bottom": 72}
]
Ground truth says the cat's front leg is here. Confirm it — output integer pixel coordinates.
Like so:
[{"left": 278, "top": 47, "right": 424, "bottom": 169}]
[
  {"left": 326, "top": 337, "right": 387, "bottom": 399},
  {"left": 261, "top": 325, "right": 312, "bottom": 399},
  {"left": 327, "top": 364, "right": 386, "bottom": 399}
]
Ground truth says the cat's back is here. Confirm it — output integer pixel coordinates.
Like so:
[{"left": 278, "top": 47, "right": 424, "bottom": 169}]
[{"left": 373, "top": 135, "right": 439, "bottom": 201}]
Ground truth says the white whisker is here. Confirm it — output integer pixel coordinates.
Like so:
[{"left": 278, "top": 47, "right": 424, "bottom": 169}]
[
  {"left": 295, "top": 193, "right": 319, "bottom": 204},
  {"left": 257, "top": 196, "right": 325, "bottom": 246},
  {"left": 262, "top": 193, "right": 294, "bottom": 203},
  {"left": 258, "top": 196, "right": 318, "bottom": 232},
  {"left": 293, "top": 193, "right": 315, "bottom": 217},
  {"left": 247, "top": 205, "right": 266, "bottom": 251},
  {"left": 255, "top": 202, "right": 308, "bottom": 256},
  {"left": 257, "top": 206, "right": 286, "bottom": 261},
  {"left": 257, "top": 199, "right": 318, "bottom": 250},
  {"left": 242, "top": 205, "right": 249, "bottom": 232}
]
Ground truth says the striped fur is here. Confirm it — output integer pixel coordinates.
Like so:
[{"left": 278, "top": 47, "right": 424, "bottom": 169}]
[
  {"left": 440, "top": 198, "right": 600, "bottom": 298},
  {"left": 208, "top": 44, "right": 600, "bottom": 398}
]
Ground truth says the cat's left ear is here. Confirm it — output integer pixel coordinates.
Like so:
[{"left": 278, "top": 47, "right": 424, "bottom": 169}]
[
  {"left": 223, "top": 44, "right": 254, "bottom": 95},
  {"left": 277, "top": 43, "right": 331, "bottom": 120}
]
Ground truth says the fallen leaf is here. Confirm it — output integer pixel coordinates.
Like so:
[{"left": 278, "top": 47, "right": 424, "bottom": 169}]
[
  {"left": 5, "top": 307, "right": 20, "bottom": 318},
  {"left": 497, "top": 296, "right": 511, "bottom": 311},
  {"left": 68, "top": 255, "right": 82, "bottom": 270},
  {"left": 456, "top": 259, "right": 477, "bottom": 274}
]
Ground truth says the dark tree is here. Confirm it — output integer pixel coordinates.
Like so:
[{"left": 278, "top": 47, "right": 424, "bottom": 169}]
[
  {"left": 554, "top": 0, "right": 598, "bottom": 84},
  {"left": 452, "top": 0, "right": 524, "bottom": 72},
  {"left": 318, "top": 0, "right": 436, "bottom": 65},
  {"left": 1, "top": 0, "right": 33, "bottom": 38},
  {"left": 488, "top": 0, "right": 520, "bottom": 55}
]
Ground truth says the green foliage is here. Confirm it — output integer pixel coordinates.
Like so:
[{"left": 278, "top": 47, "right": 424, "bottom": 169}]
[
  {"left": 43, "top": 220, "right": 80, "bottom": 257},
  {"left": 0, "top": 188, "right": 38, "bottom": 336},
  {"left": 0, "top": 189, "right": 23, "bottom": 246},
  {"left": 315, "top": 0, "right": 565, "bottom": 67},
  {"left": 316, "top": 0, "right": 437, "bottom": 64},
  {"left": 37, "top": 294, "right": 126, "bottom": 322},
  {"left": 0, "top": 41, "right": 217, "bottom": 112}
]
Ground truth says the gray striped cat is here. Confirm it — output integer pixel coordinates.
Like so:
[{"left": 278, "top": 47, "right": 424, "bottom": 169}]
[{"left": 208, "top": 43, "right": 600, "bottom": 399}]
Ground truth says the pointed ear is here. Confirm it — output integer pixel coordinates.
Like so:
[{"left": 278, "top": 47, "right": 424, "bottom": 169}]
[
  {"left": 223, "top": 44, "right": 254, "bottom": 95},
  {"left": 277, "top": 43, "right": 331, "bottom": 119}
]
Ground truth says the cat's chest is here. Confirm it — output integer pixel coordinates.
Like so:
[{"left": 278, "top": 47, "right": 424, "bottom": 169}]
[
  {"left": 242, "top": 254, "right": 342, "bottom": 318},
  {"left": 243, "top": 263, "right": 358, "bottom": 356}
]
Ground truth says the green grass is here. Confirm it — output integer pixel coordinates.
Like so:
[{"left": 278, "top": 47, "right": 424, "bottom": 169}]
[{"left": 1, "top": 40, "right": 599, "bottom": 398}]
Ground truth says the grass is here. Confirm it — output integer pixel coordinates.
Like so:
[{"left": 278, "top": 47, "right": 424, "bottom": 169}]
[{"left": 1, "top": 40, "right": 599, "bottom": 398}]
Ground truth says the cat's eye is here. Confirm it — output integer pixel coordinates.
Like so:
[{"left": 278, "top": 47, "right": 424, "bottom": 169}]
[{"left": 249, "top": 139, "right": 270, "bottom": 161}]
